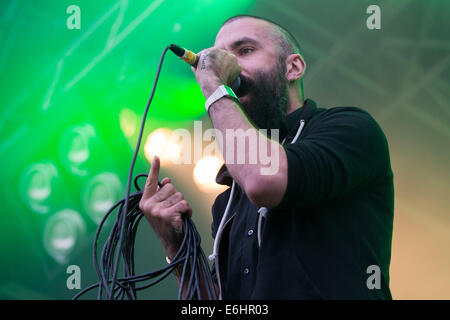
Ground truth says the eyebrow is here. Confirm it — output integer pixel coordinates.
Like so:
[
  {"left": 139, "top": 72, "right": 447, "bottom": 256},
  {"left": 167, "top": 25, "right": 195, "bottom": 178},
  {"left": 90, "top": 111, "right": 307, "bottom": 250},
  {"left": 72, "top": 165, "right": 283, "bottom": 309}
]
[{"left": 229, "top": 37, "right": 260, "bottom": 50}]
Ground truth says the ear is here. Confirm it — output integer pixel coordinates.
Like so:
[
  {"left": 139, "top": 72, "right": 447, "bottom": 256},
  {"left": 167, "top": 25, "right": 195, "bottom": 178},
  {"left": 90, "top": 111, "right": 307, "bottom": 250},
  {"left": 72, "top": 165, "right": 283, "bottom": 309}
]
[{"left": 284, "top": 53, "right": 306, "bottom": 82}]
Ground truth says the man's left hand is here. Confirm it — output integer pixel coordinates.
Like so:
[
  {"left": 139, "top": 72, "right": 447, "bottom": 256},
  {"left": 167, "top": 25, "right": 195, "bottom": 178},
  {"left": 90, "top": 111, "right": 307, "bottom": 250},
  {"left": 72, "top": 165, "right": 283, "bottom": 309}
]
[{"left": 191, "top": 47, "right": 242, "bottom": 98}]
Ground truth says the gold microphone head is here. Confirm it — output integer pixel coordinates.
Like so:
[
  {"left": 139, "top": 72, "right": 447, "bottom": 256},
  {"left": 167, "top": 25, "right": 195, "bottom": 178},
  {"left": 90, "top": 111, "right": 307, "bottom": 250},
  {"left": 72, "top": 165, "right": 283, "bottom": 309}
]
[
  {"left": 181, "top": 49, "right": 197, "bottom": 66},
  {"left": 169, "top": 44, "right": 199, "bottom": 67}
]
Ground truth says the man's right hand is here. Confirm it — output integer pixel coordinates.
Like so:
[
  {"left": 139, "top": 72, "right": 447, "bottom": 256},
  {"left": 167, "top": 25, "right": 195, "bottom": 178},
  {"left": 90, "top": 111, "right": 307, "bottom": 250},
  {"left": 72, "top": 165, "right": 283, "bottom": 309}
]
[{"left": 139, "top": 156, "right": 192, "bottom": 260}]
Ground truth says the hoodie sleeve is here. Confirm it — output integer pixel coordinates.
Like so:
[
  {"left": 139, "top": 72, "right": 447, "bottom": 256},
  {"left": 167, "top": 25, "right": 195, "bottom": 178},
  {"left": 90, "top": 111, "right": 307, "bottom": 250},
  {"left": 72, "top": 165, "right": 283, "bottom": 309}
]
[{"left": 275, "top": 107, "right": 392, "bottom": 209}]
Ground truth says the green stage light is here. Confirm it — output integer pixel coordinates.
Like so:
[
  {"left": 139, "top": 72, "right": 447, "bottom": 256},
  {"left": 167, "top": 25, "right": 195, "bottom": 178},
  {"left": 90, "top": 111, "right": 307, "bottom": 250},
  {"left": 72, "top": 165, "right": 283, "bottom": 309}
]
[
  {"left": 58, "top": 124, "right": 97, "bottom": 177},
  {"left": 119, "top": 108, "right": 139, "bottom": 138},
  {"left": 43, "top": 209, "right": 86, "bottom": 264},
  {"left": 82, "top": 172, "right": 124, "bottom": 225},
  {"left": 19, "top": 162, "right": 60, "bottom": 214}
]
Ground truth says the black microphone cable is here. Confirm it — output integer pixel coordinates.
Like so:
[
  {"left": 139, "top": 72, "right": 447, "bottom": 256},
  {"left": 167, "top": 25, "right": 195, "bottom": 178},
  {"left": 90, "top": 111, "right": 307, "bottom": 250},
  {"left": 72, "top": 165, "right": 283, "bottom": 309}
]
[{"left": 73, "top": 45, "right": 217, "bottom": 300}]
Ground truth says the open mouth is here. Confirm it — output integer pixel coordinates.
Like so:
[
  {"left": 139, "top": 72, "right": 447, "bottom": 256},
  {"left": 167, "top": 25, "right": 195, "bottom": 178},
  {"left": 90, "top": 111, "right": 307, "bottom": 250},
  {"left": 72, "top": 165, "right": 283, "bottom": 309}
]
[{"left": 234, "top": 76, "right": 252, "bottom": 98}]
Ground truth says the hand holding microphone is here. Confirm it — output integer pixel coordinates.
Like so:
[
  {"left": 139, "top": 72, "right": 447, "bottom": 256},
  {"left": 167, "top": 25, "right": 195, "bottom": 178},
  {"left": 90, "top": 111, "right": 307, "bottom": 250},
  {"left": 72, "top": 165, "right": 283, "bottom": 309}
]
[{"left": 169, "top": 44, "right": 242, "bottom": 97}]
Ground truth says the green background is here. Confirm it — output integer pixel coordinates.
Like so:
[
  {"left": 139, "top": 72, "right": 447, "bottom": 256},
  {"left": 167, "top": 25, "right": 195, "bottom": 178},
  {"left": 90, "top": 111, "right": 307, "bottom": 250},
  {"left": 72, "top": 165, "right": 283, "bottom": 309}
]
[{"left": 0, "top": 0, "right": 449, "bottom": 299}]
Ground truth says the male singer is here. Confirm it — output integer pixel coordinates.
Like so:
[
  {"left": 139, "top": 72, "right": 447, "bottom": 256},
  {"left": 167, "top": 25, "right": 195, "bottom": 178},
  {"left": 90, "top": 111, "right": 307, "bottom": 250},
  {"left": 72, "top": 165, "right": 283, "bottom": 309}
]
[{"left": 139, "top": 15, "right": 394, "bottom": 299}]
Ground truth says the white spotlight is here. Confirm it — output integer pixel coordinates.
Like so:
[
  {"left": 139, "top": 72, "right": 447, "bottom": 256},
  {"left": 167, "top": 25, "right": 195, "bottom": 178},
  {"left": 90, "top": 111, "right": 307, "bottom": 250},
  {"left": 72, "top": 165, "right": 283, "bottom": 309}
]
[
  {"left": 144, "top": 128, "right": 182, "bottom": 163},
  {"left": 43, "top": 209, "right": 86, "bottom": 264},
  {"left": 193, "top": 156, "right": 223, "bottom": 192}
]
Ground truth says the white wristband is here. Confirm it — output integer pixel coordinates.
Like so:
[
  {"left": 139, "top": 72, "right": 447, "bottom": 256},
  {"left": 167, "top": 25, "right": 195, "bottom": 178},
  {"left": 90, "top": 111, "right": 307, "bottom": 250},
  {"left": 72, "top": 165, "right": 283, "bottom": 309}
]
[{"left": 205, "top": 85, "right": 240, "bottom": 112}]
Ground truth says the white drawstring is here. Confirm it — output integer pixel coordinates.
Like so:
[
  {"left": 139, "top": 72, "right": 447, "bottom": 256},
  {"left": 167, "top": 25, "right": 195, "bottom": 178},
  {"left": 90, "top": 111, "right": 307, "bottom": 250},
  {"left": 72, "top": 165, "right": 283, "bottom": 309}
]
[
  {"left": 209, "top": 180, "right": 235, "bottom": 299},
  {"left": 257, "top": 207, "right": 268, "bottom": 247},
  {"left": 256, "top": 119, "right": 306, "bottom": 248},
  {"left": 292, "top": 120, "right": 305, "bottom": 144},
  {"left": 210, "top": 119, "right": 306, "bottom": 297}
]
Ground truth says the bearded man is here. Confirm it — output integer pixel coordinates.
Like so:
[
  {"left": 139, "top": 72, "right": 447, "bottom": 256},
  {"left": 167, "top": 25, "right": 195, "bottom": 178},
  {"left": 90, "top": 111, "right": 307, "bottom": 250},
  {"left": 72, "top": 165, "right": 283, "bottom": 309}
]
[{"left": 139, "top": 15, "right": 394, "bottom": 300}]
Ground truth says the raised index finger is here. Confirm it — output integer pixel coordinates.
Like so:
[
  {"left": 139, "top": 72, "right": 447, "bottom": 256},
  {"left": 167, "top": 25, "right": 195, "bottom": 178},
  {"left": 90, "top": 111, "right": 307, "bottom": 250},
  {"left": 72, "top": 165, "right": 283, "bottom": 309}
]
[{"left": 142, "top": 156, "right": 160, "bottom": 200}]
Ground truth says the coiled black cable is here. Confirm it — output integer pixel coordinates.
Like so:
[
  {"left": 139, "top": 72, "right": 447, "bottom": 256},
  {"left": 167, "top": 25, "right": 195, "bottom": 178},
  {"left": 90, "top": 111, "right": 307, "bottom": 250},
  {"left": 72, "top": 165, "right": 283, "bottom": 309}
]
[{"left": 73, "top": 46, "right": 217, "bottom": 300}]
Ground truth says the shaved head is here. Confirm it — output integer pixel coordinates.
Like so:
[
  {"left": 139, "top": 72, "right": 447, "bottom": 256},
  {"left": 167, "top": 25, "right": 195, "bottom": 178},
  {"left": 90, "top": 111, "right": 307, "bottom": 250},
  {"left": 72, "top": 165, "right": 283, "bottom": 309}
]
[{"left": 221, "top": 15, "right": 302, "bottom": 60}]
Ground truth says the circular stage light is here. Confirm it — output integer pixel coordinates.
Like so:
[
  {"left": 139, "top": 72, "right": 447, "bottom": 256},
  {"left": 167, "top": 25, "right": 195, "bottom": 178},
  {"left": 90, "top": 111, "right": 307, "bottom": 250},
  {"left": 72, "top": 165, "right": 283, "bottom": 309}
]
[
  {"left": 43, "top": 209, "right": 86, "bottom": 264},
  {"left": 173, "top": 22, "right": 182, "bottom": 33},
  {"left": 193, "top": 156, "right": 223, "bottom": 192},
  {"left": 119, "top": 108, "right": 138, "bottom": 138},
  {"left": 58, "top": 124, "right": 96, "bottom": 176},
  {"left": 144, "top": 128, "right": 182, "bottom": 164},
  {"left": 19, "top": 162, "right": 60, "bottom": 214},
  {"left": 82, "top": 172, "right": 124, "bottom": 225}
]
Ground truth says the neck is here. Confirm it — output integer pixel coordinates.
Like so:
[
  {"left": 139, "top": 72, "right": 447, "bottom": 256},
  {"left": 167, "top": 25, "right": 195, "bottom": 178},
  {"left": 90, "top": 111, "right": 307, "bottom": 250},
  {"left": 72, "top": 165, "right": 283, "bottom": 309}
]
[{"left": 286, "top": 84, "right": 305, "bottom": 115}]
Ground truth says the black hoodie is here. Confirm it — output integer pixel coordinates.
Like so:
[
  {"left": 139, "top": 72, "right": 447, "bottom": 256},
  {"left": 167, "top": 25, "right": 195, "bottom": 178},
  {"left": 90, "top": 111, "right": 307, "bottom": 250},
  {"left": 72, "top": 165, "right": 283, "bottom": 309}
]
[{"left": 211, "top": 99, "right": 394, "bottom": 299}]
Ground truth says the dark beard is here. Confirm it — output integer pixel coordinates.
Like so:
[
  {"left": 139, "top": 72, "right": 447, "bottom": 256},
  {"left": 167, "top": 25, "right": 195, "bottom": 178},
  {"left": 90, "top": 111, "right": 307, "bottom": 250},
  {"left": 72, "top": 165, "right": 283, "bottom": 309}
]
[{"left": 238, "top": 62, "right": 289, "bottom": 132}]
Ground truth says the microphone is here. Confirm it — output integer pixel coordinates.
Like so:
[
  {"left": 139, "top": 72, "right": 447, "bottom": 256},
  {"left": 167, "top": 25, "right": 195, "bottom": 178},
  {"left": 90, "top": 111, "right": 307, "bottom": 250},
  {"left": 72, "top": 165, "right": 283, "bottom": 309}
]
[{"left": 169, "top": 44, "right": 241, "bottom": 92}]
